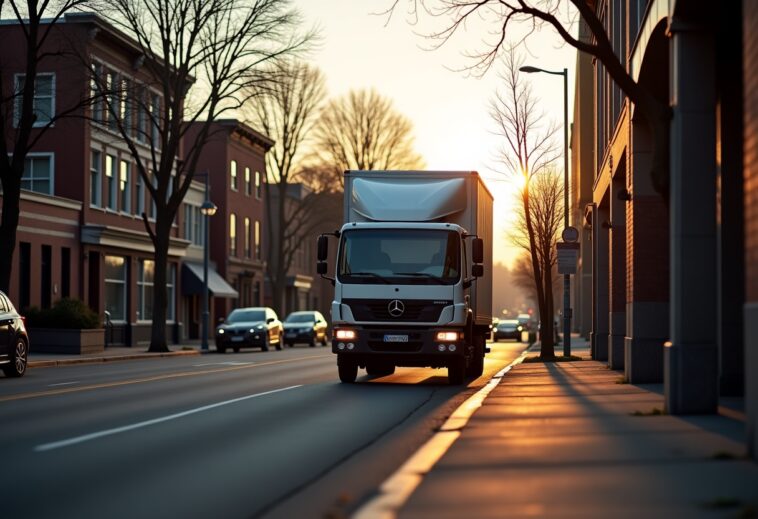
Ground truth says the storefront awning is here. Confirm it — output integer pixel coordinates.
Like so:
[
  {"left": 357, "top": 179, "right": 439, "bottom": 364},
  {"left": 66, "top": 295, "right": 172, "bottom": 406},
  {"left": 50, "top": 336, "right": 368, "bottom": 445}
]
[{"left": 182, "top": 263, "right": 239, "bottom": 298}]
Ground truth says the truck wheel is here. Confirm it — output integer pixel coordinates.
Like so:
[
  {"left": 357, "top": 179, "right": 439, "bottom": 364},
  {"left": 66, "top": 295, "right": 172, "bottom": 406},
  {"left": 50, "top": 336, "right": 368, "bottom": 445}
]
[
  {"left": 448, "top": 358, "right": 466, "bottom": 385},
  {"left": 466, "top": 335, "right": 485, "bottom": 378},
  {"left": 338, "top": 356, "right": 358, "bottom": 383}
]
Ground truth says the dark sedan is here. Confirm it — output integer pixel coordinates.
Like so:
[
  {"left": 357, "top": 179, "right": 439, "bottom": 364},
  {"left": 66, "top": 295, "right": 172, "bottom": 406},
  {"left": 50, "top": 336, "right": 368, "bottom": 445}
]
[
  {"left": 282, "top": 311, "right": 328, "bottom": 347},
  {"left": 493, "top": 319, "right": 523, "bottom": 342},
  {"left": 0, "top": 291, "right": 28, "bottom": 377},
  {"left": 216, "top": 307, "right": 282, "bottom": 353}
]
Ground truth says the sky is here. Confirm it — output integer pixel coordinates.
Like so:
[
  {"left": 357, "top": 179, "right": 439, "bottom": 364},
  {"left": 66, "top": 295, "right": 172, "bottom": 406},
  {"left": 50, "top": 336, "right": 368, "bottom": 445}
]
[{"left": 297, "top": 1, "right": 577, "bottom": 268}]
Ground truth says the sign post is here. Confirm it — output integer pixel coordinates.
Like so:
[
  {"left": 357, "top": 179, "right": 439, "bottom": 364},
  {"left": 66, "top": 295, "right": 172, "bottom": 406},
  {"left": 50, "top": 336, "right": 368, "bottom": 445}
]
[{"left": 558, "top": 227, "right": 579, "bottom": 356}]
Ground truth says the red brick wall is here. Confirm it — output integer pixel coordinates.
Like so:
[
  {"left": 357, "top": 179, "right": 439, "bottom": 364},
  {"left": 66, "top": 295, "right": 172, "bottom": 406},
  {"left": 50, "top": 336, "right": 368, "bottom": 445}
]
[{"left": 746, "top": 2, "right": 758, "bottom": 303}]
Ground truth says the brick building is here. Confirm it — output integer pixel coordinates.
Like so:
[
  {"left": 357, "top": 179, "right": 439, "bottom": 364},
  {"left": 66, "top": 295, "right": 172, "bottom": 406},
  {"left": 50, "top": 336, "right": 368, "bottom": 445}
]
[
  {"left": 183, "top": 120, "right": 272, "bottom": 323},
  {"left": 573, "top": 0, "right": 756, "bottom": 456},
  {"left": 1, "top": 15, "right": 275, "bottom": 347}
]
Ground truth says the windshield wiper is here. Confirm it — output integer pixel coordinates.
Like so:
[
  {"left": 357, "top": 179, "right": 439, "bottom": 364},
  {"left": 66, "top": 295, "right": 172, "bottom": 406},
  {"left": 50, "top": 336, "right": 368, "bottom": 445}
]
[
  {"left": 347, "top": 271, "right": 391, "bottom": 284},
  {"left": 395, "top": 272, "right": 447, "bottom": 284}
]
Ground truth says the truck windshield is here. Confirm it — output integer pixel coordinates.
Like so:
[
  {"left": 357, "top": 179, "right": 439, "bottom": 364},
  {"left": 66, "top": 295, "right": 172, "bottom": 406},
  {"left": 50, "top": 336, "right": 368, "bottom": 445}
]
[{"left": 338, "top": 229, "right": 460, "bottom": 285}]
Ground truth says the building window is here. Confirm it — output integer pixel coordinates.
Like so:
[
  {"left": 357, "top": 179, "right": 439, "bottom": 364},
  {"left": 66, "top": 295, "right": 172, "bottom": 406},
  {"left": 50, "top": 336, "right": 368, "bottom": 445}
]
[
  {"left": 137, "top": 259, "right": 154, "bottom": 321},
  {"left": 104, "top": 255, "right": 127, "bottom": 322},
  {"left": 245, "top": 167, "right": 251, "bottom": 196},
  {"left": 15, "top": 73, "right": 55, "bottom": 127},
  {"left": 184, "top": 205, "right": 204, "bottom": 246},
  {"left": 120, "top": 159, "right": 131, "bottom": 213},
  {"left": 21, "top": 155, "right": 53, "bottom": 195},
  {"left": 255, "top": 171, "right": 262, "bottom": 199},
  {"left": 106, "top": 154, "right": 117, "bottom": 210},
  {"left": 255, "top": 220, "right": 261, "bottom": 260},
  {"left": 136, "top": 86, "right": 148, "bottom": 143},
  {"left": 167, "top": 263, "right": 176, "bottom": 322},
  {"left": 244, "top": 217, "right": 251, "bottom": 258},
  {"left": 120, "top": 77, "right": 132, "bottom": 136},
  {"left": 229, "top": 213, "right": 237, "bottom": 256},
  {"left": 149, "top": 170, "right": 157, "bottom": 219},
  {"left": 91, "top": 63, "right": 104, "bottom": 123},
  {"left": 135, "top": 171, "right": 145, "bottom": 216},
  {"left": 230, "top": 160, "right": 238, "bottom": 191},
  {"left": 90, "top": 150, "right": 102, "bottom": 207},
  {"left": 61, "top": 247, "right": 71, "bottom": 298},
  {"left": 107, "top": 70, "right": 119, "bottom": 132},
  {"left": 151, "top": 93, "right": 161, "bottom": 149}
]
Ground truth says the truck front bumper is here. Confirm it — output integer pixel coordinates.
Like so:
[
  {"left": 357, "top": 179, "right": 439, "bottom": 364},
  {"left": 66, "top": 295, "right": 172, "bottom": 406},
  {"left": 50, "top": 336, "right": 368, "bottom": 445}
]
[{"left": 331, "top": 326, "right": 464, "bottom": 368}]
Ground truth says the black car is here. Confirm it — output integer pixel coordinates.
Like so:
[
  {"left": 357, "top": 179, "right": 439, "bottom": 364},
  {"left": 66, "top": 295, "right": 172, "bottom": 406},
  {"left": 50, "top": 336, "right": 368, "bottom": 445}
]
[
  {"left": 215, "top": 307, "right": 283, "bottom": 353},
  {"left": 0, "top": 291, "right": 28, "bottom": 377},
  {"left": 282, "top": 311, "right": 328, "bottom": 347},
  {"left": 493, "top": 319, "right": 523, "bottom": 342}
]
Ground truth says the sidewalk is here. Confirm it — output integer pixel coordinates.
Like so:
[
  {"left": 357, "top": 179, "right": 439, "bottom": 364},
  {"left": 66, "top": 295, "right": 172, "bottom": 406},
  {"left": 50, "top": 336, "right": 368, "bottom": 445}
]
[
  {"left": 28, "top": 343, "right": 205, "bottom": 368},
  {"left": 399, "top": 338, "right": 758, "bottom": 518}
]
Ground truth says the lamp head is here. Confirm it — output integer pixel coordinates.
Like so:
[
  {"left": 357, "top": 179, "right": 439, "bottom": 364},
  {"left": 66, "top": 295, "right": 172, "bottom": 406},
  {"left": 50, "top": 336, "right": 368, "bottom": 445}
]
[
  {"left": 200, "top": 200, "right": 217, "bottom": 216},
  {"left": 519, "top": 65, "right": 542, "bottom": 73}
]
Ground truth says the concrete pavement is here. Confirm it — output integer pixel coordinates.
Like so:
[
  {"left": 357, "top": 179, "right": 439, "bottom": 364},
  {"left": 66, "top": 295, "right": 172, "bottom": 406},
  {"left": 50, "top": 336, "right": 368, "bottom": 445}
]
[
  {"left": 394, "top": 338, "right": 758, "bottom": 518},
  {"left": 27, "top": 343, "right": 204, "bottom": 368}
]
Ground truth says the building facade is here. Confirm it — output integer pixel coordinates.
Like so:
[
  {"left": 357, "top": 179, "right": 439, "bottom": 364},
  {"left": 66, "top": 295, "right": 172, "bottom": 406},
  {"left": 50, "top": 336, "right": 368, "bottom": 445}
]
[
  {"left": 573, "top": 0, "right": 755, "bottom": 456},
  {"left": 184, "top": 120, "right": 272, "bottom": 322},
  {"left": 1, "top": 15, "right": 275, "bottom": 347}
]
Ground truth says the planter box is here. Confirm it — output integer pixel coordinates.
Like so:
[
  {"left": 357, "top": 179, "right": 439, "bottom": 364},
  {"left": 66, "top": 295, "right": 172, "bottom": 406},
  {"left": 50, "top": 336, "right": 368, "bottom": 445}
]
[{"left": 29, "top": 328, "right": 106, "bottom": 354}]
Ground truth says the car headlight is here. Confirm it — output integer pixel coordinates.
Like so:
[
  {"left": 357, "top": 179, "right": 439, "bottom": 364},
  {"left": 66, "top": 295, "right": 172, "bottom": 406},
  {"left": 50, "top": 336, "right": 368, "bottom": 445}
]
[
  {"left": 217, "top": 329, "right": 225, "bottom": 335},
  {"left": 249, "top": 328, "right": 256, "bottom": 333},
  {"left": 517, "top": 326, "right": 523, "bottom": 331},
  {"left": 257, "top": 325, "right": 265, "bottom": 330}
]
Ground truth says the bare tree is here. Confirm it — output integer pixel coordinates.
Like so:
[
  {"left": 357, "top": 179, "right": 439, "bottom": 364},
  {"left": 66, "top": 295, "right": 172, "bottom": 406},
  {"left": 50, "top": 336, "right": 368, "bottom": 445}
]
[
  {"left": 382, "top": 0, "right": 671, "bottom": 201},
  {"left": 244, "top": 60, "right": 328, "bottom": 315},
  {"left": 490, "top": 49, "right": 561, "bottom": 357},
  {"left": 511, "top": 171, "right": 564, "bottom": 351},
  {"left": 308, "top": 88, "right": 425, "bottom": 187},
  {"left": 94, "top": 0, "right": 312, "bottom": 351},
  {"left": 0, "top": 0, "right": 90, "bottom": 293}
]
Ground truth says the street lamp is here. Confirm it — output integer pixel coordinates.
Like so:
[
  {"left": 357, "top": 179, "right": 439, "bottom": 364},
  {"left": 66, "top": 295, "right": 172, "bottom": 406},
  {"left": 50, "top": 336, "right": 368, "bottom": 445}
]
[
  {"left": 519, "top": 64, "right": 571, "bottom": 356},
  {"left": 199, "top": 173, "right": 217, "bottom": 351}
]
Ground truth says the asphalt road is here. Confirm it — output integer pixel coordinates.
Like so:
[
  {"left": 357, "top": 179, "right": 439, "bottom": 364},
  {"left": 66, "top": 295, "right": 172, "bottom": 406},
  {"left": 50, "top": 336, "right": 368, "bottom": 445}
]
[{"left": 0, "top": 340, "right": 528, "bottom": 519}]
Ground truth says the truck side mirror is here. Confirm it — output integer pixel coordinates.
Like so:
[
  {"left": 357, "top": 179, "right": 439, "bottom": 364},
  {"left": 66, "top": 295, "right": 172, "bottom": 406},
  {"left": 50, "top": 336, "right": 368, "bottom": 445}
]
[
  {"left": 472, "top": 238, "right": 484, "bottom": 264},
  {"left": 317, "top": 235, "right": 328, "bottom": 261},
  {"left": 316, "top": 262, "right": 327, "bottom": 275},
  {"left": 472, "top": 264, "right": 484, "bottom": 277}
]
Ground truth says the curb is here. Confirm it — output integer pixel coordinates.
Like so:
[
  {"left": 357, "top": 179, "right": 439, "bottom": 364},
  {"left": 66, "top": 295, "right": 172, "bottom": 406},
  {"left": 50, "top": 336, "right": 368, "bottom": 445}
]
[
  {"left": 28, "top": 349, "right": 203, "bottom": 369},
  {"left": 352, "top": 347, "right": 531, "bottom": 519}
]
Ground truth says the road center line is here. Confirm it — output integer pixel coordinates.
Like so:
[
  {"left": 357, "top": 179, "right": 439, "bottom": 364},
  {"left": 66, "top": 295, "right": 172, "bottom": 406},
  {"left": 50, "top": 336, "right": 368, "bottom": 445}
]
[
  {"left": 48, "top": 381, "right": 81, "bottom": 387},
  {"left": 0, "top": 354, "right": 325, "bottom": 403},
  {"left": 34, "top": 385, "right": 302, "bottom": 452}
]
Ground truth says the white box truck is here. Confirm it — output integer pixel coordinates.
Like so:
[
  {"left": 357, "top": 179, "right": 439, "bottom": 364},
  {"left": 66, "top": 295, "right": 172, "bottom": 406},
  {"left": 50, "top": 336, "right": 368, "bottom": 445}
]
[{"left": 316, "top": 170, "right": 493, "bottom": 384}]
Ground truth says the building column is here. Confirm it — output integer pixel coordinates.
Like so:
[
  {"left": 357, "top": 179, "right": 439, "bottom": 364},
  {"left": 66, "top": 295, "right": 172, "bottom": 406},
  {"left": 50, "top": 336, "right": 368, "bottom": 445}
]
[
  {"left": 625, "top": 118, "right": 669, "bottom": 383},
  {"left": 608, "top": 174, "right": 627, "bottom": 370},
  {"left": 591, "top": 200, "right": 610, "bottom": 362},
  {"left": 665, "top": 20, "right": 719, "bottom": 414}
]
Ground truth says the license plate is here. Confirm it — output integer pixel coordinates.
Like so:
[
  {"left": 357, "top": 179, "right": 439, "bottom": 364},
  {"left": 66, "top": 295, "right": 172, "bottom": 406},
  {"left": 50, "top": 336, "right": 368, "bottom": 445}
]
[
  {"left": 231, "top": 336, "right": 244, "bottom": 342},
  {"left": 383, "top": 335, "right": 408, "bottom": 343}
]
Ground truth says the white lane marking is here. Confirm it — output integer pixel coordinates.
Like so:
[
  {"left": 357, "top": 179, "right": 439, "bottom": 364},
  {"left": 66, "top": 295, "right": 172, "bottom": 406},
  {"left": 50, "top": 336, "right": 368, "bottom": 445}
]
[
  {"left": 48, "top": 381, "right": 81, "bottom": 387},
  {"left": 34, "top": 385, "right": 302, "bottom": 452},
  {"left": 352, "top": 348, "right": 530, "bottom": 519},
  {"left": 192, "top": 361, "right": 255, "bottom": 367}
]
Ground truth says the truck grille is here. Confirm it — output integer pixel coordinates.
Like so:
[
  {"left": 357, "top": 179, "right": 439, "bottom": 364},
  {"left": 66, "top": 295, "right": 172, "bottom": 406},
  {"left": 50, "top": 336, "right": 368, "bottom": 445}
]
[{"left": 343, "top": 299, "right": 450, "bottom": 322}]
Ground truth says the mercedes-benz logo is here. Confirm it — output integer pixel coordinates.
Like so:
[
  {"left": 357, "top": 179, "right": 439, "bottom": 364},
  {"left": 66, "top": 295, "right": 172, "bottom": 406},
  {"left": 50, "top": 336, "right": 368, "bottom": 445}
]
[{"left": 387, "top": 299, "right": 405, "bottom": 318}]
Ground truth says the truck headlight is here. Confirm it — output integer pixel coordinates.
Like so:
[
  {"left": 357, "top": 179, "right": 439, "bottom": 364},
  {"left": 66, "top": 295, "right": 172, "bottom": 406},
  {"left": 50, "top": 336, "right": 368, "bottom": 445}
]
[
  {"left": 335, "top": 329, "right": 356, "bottom": 340},
  {"left": 436, "top": 331, "right": 459, "bottom": 342}
]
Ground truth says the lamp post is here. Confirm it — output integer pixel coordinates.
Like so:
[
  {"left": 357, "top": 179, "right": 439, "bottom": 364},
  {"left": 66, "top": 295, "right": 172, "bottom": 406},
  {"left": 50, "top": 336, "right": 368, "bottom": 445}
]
[
  {"left": 199, "top": 172, "right": 217, "bottom": 351},
  {"left": 519, "top": 64, "right": 571, "bottom": 357}
]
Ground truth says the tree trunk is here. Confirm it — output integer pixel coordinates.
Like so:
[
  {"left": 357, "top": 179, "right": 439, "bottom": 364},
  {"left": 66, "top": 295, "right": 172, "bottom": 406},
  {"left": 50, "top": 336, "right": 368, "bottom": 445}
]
[
  {"left": 148, "top": 216, "right": 171, "bottom": 352},
  {"left": 0, "top": 175, "right": 21, "bottom": 294}
]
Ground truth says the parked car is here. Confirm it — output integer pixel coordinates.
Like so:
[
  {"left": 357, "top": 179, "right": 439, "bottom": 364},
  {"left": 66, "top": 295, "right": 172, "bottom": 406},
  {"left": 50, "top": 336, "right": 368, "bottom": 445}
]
[
  {"left": 215, "top": 307, "right": 282, "bottom": 353},
  {"left": 493, "top": 319, "right": 523, "bottom": 342},
  {"left": 0, "top": 291, "right": 28, "bottom": 377},
  {"left": 282, "top": 310, "right": 328, "bottom": 347},
  {"left": 517, "top": 313, "right": 533, "bottom": 330}
]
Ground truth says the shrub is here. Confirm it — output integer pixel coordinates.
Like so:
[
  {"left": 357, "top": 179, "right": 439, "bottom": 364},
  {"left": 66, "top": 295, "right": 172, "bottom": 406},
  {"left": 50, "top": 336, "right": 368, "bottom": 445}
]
[{"left": 25, "top": 298, "right": 101, "bottom": 330}]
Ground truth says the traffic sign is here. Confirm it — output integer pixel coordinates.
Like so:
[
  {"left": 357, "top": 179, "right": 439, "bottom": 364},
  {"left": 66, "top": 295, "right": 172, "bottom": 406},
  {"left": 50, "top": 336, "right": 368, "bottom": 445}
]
[
  {"left": 556, "top": 241, "right": 580, "bottom": 274},
  {"left": 562, "top": 226, "right": 579, "bottom": 243}
]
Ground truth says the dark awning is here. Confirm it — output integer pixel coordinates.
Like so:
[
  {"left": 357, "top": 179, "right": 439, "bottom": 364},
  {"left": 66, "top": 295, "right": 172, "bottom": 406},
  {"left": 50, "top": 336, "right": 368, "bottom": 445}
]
[{"left": 182, "top": 263, "right": 239, "bottom": 298}]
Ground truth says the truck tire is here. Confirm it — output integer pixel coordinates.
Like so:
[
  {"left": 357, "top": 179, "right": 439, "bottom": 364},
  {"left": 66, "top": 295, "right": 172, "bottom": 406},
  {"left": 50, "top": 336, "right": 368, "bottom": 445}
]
[
  {"left": 338, "top": 355, "right": 358, "bottom": 383},
  {"left": 448, "top": 358, "right": 466, "bottom": 385},
  {"left": 466, "top": 335, "right": 485, "bottom": 378}
]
